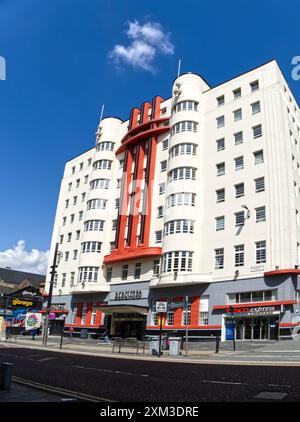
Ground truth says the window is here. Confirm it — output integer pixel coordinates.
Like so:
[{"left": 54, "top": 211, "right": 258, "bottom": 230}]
[
  {"left": 254, "top": 150, "right": 264, "bottom": 165},
  {"left": 217, "top": 95, "right": 225, "bottom": 106},
  {"left": 72, "top": 166, "right": 75, "bottom": 174},
  {"left": 162, "top": 139, "right": 169, "bottom": 150},
  {"left": 76, "top": 179, "right": 80, "bottom": 188},
  {"left": 87, "top": 199, "right": 107, "bottom": 210},
  {"left": 155, "top": 230, "right": 162, "bottom": 243},
  {"left": 78, "top": 266, "right": 99, "bottom": 283},
  {"left": 79, "top": 211, "right": 83, "bottom": 220},
  {"left": 217, "top": 116, "right": 225, "bottom": 128},
  {"left": 90, "top": 179, "right": 110, "bottom": 190},
  {"left": 54, "top": 273, "right": 58, "bottom": 288},
  {"left": 235, "top": 211, "right": 245, "bottom": 227},
  {"left": 235, "top": 245, "right": 244, "bottom": 267},
  {"left": 61, "top": 273, "right": 66, "bottom": 287},
  {"left": 110, "top": 242, "right": 115, "bottom": 252},
  {"left": 171, "top": 121, "right": 198, "bottom": 134},
  {"left": 215, "top": 248, "right": 224, "bottom": 269},
  {"left": 106, "top": 267, "right": 112, "bottom": 282},
  {"left": 115, "top": 198, "right": 119, "bottom": 209},
  {"left": 84, "top": 175, "right": 89, "bottom": 184},
  {"left": 233, "top": 88, "right": 241, "bottom": 99},
  {"left": 81, "top": 242, "right": 102, "bottom": 253},
  {"left": 216, "top": 188, "right": 225, "bottom": 203},
  {"left": 182, "top": 302, "right": 191, "bottom": 325},
  {"left": 167, "top": 310, "right": 174, "bottom": 326},
  {"left": 234, "top": 131, "right": 243, "bottom": 145},
  {"left": 170, "top": 143, "right": 197, "bottom": 157},
  {"left": 235, "top": 156, "right": 244, "bottom": 171},
  {"left": 93, "top": 160, "right": 112, "bottom": 170},
  {"left": 134, "top": 263, "right": 141, "bottom": 279},
  {"left": 91, "top": 308, "right": 97, "bottom": 325},
  {"left": 255, "top": 177, "right": 265, "bottom": 192},
  {"left": 250, "top": 80, "right": 259, "bottom": 92},
  {"left": 79, "top": 162, "right": 83, "bottom": 170},
  {"left": 157, "top": 206, "right": 164, "bottom": 218},
  {"left": 73, "top": 250, "right": 78, "bottom": 260},
  {"left": 112, "top": 219, "right": 117, "bottom": 230},
  {"left": 62, "top": 217, "right": 66, "bottom": 226},
  {"left": 81, "top": 304, "right": 87, "bottom": 325},
  {"left": 73, "top": 196, "right": 77, "bottom": 206},
  {"left": 251, "top": 101, "right": 261, "bottom": 114},
  {"left": 228, "top": 289, "right": 276, "bottom": 304},
  {"left": 70, "top": 214, "right": 74, "bottom": 223},
  {"left": 173, "top": 101, "right": 198, "bottom": 113},
  {"left": 235, "top": 183, "right": 244, "bottom": 198},
  {"left": 81, "top": 193, "right": 86, "bottom": 202},
  {"left": 216, "top": 216, "right": 225, "bottom": 231},
  {"left": 160, "top": 160, "right": 167, "bottom": 172},
  {"left": 217, "top": 162, "right": 225, "bottom": 176},
  {"left": 153, "top": 259, "right": 160, "bottom": 276},
  {"left": 164, "top": 220, "right": 194, "bottom": 235},
  {"left": 65, "top": 199, "right": 69, "bottom": 209},
  {"left": 67, "top": 233, "right": 72, "bottom": 242},
  {"left": 162, "top": 251, "right": 193, "bottom": 272},
  {"left": 96, "top": 141, "right": 115, "bottom": 152},
  {"left": 161, "top": 107, "right": 167, "bottom": 115},
  {"left": 68, "top": 183, "right": 72, "bottom": 191},
  {"left": 122, "top": 265, "right": 128, "bottom": 281},
  {"left": 70, "top": 272, "right": 75, "bottom": 287},
  {"left": 253, "top": 124, "right": 262, "bottom": 139},
  {"left": 256, "top": 206, "right": 266, "bottom": 222},
  {"left": 216, "top": 138, "right": 225, "bottom": 151},
  {"left": 65, "top": 252, "right": 69, "bottom": 262},
  {"left": 159, "top": 183, "right": 165, "bottom": 195},
  {"left": 166, "top": 192, "right": 196, "bottom": 208},
  {"left": 168, "top": 167, "right": 196, "bottom": 182},
  {"left": 233, "top": 108, "right": 242, "bottom": 121},
  {"left": 88, "top": 158, "right": 92, "bottom": 167},
  {"left": 256, "top": 241, "right": 266, "bottom": 264},
  {"left": 199, "top": 297, "right": 209, "bottom": 325}
]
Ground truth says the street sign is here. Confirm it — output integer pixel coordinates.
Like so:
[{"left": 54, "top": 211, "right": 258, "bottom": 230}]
[
  {"left": 156, "top": 301, "right": 168, "bottom": 312},
  {"left": 168, "top": 301, "right": 187, "bottom": 310}
]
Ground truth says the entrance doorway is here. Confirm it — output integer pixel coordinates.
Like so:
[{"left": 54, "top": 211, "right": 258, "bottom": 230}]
[
  {"left": 228, "top": 316, "right": 279, "bottom": 341},
  {"left": 111, "top": 313, "right": 147, "bottom": 340}
]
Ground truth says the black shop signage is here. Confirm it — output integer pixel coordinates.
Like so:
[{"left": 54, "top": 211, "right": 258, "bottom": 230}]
[
  {"left": 114, "top": 290, "right": 143, "bottom": 301},
  {"left": 7, "top": 296, "right": 44, "bottom": 310}
]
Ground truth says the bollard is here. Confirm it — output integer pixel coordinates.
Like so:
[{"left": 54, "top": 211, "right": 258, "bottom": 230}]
[
  {"left": 215, "top": 336, "right": 220, "bottom": 353},
  {"left": 0, "top": 362, "right": 14, "bottom": 390}
]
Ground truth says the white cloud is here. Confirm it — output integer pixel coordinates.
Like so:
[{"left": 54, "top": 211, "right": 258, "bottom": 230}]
[
  {"left": 109, "top": 20, "right": 174, "bottom": 72},
  {"left": 0, "top": 240, "right": 49, "bottom": 275}
]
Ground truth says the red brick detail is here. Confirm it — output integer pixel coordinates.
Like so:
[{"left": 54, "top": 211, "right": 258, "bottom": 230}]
[
  {"left": 174, "top": 307, "right": 183, "bottom": 327},
  {"left": 190, "top": 297, "right": 200, "bottom": 326}
]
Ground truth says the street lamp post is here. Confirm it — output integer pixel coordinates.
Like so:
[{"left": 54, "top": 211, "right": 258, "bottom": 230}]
[{"left": 42, "top": 242, "right": 60, "bottom": 347}]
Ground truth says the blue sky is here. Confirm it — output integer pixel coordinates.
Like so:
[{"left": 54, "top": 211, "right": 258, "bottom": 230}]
[{"left": 0, "top": 0, "right": 299, "bottom": 272}]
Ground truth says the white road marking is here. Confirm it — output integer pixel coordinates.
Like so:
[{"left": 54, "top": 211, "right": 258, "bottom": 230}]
[
  {"left": 202, "top": 380, "right": 291, "bottom": 388},
  {"left": 73, "top": 365, "right": 149, "bottom": 378},
  {"left": 38, "top": 357, "right": 56, "bottom": 362}
]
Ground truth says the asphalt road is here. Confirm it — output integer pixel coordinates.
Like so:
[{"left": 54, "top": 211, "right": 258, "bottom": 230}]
[{"left": 1, "top": 344, "right": 300, "bottom": 402}]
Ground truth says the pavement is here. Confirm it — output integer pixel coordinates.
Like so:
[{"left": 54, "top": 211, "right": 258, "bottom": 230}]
[{"left": 3, "top": 335, "right": 300, "bottom": 365}]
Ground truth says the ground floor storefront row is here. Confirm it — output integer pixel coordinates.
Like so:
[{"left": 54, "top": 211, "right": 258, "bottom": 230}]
[{"left": 50, "top": 273, "right": 300, "bottom": 341}]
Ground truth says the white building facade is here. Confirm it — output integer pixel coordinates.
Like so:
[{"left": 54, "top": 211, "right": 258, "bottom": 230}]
[{"left": 46, "top": 60, "right": 300, "bottom": 341}]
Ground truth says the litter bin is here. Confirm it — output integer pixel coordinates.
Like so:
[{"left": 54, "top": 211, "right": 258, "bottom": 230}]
[
  {"left": 169, "top": 337, "right": 182, "bottom": 356},
  {"left": 80, "top": 328, "right": 88, "bottom": 339},
  {"left": 149, "top": 336, "right": 160, "bottom": 356}
]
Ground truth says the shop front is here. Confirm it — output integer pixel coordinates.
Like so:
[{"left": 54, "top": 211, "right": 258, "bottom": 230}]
[
  {"left": 100, "top": 282, "right": 150, "bottom": 340},
  {"left": 224, "top": 305, "right": 281, "bottom": 341}
]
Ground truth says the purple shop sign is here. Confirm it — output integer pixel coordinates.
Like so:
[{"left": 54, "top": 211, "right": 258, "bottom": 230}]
[{"left": 49, "top": 313, "right": 56, "bottom": 320}]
